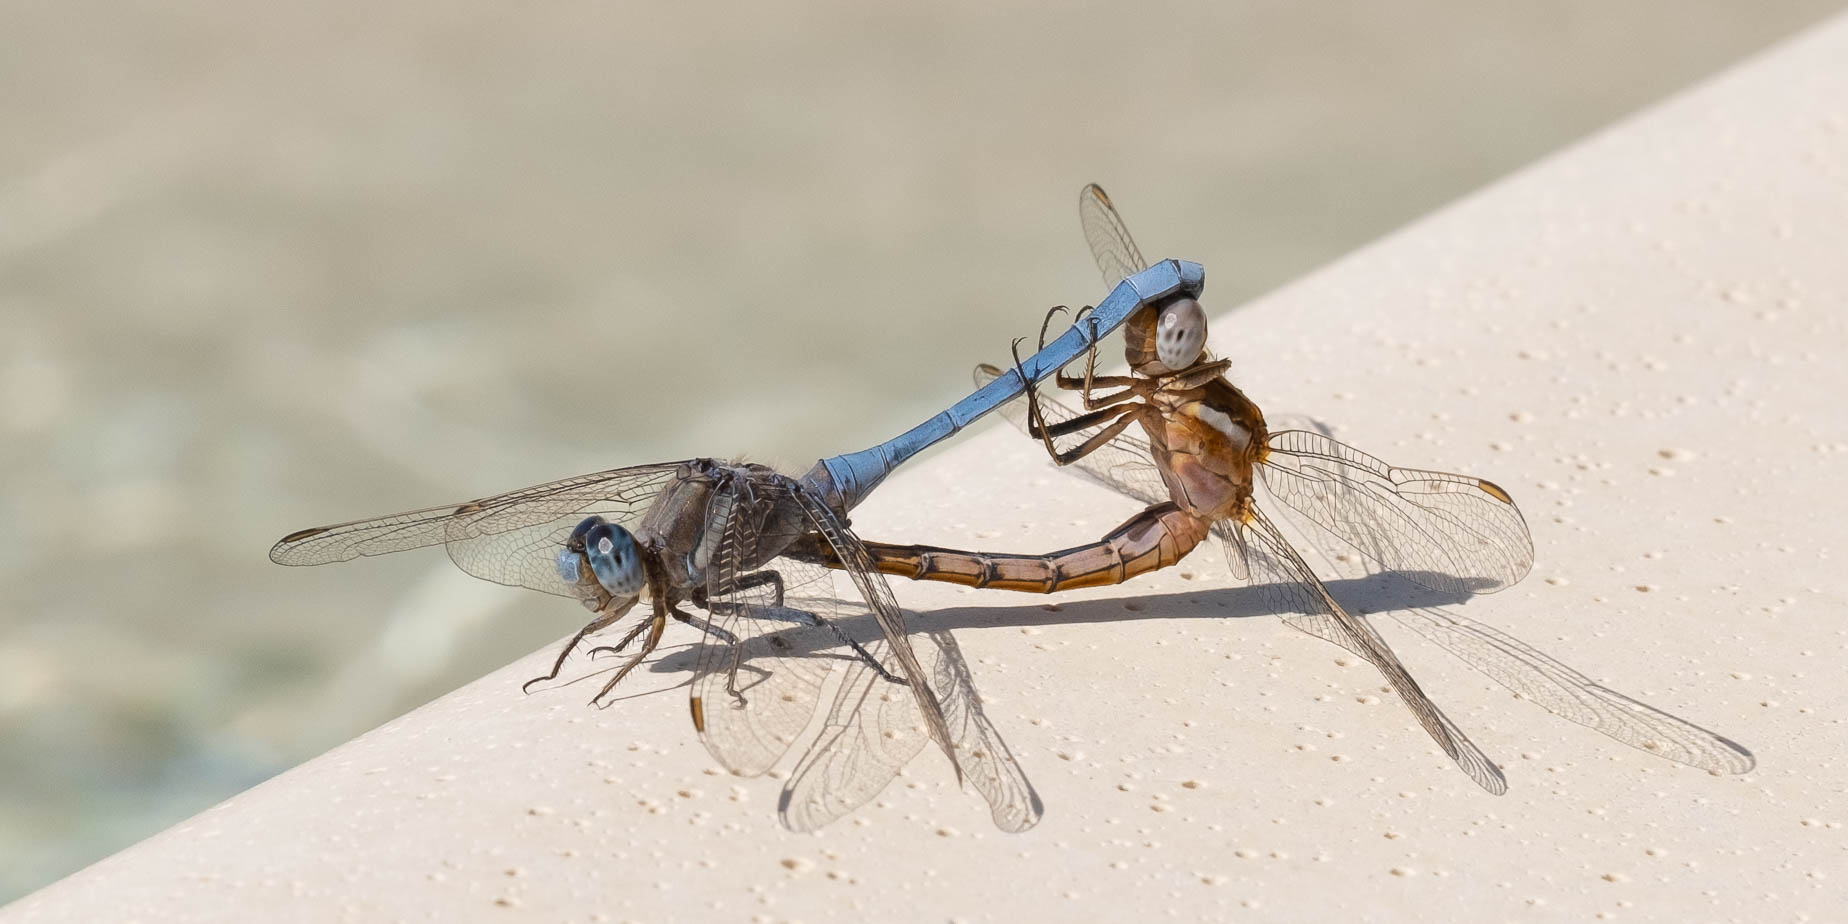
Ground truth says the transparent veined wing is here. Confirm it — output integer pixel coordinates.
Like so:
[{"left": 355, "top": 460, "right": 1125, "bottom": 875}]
[
  {"left": 776, "top": 615, "right": 933, "bottom": 832},
  {"left": 1275, "top": 511, "right": 1754, "bottom": 775},
  {"left": 1391, "top": 605, "right": 1753, "bottom": 774},
  {"left": 770, "top": 483, "right": 967, "bottom": 830},
  {"left": 777, "top": 598, "right": 1043, "bottom": 832},
  {"left": 789, "top": 484, "right": 957, "bottom": 772},
  {"left": 684, "top": 472, "right": 961, "bottom": 830},
  {"left": 1227, "top": 506, "right": 1507, "bottom": 795},
  {"left": 923, "top": 627, "right": 1044, "bottom": 832},
  {"left": 1079, "top": 183, "right": 1148, "bottom": 286},
  {"left": 692, "top": 483, "right": 849, "bottom": 776},
  {"left": 270, "top": 464, "right": 687, "bottom": 596},
  {"left": 1260, "top": 430, "right": 1533, "bottom": 596}
]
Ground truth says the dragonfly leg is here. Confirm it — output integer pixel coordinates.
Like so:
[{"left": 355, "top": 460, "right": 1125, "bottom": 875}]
[
  {"left": 1042, "top": 406, "right": 1140, "bottom": 466},
  {"left": 1013, "top": 337, "right": 1142, "bottom": 466},
  {"left": 1028, "top": 401, "right": 1139, "bottom": 441},
  {"left": 520, "top": 607, "right": 625, "bottom": 693},
  {"left": 670, "top": 603, "right": 739, "bottom": 645},
  {"left": 1035, "top": 305, "right": 1072, "bottom": 351},
  {"left": 1078, "top": 323, "right": 1159, "bottom": 409},
  {"left": 1042, "top": 305, "right": 1099, "bottom": 389},
  {"left": 689, "top": 538, "right": 902, "bottom": 688},
  {"left": 745, "top": 605, "right": 906, "bottom": 686},
  {"left": 1064, "top": 377, "right": 1145, "bottom": 411},
  {"left": 590, "top": 610, "right": 667, "bottom": 708},
  {"left": 693, "top": 568, "right": 786, "bottom": 609},
  {"left": 1043, "top": 305, "right": 1143, "bottom": 404},
  {"left": 724, "top": 641, "right": 750, "bottom": 705},
  {"left": 1160, "top": 358, "right": 1233, "bottom": 390},
  {"left": 586, "top": 616, "right": 655, "bottom": 660}
]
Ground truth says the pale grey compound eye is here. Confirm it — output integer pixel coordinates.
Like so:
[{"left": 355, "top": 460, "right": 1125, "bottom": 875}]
[
  {"left": 584, "top": 522, "right": 645, "bottom": 597},
  {"left": 1155, "top": 297, "right": 1207, "bottom": 370}
]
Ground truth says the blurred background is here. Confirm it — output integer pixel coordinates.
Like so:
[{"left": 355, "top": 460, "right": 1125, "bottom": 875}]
[{"left": 2, "top": 0, "right": 1840, "bottom": 902}]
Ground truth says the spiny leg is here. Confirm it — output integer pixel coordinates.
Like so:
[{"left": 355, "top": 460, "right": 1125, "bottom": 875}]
[
  {"left": 1029, "top": 401, "right": 1138, "bottom": 440},
  {"left": 1043, "top": 305, "right": 1142, "bottom": 404},
  {"left": 1160, "top": 358, "right": 1233, "bottom": 390},
  {"left": 1035, "top": 305, "right": 1071, "bottom": 351},
  {"left": 521, "top": 608, "right": 624, "bottom": 693},
  {"left": 1013, "top": 337, "right": 1142, "bottom": 467},
  {"left": 590, "top": 611, "right": 667, "bottom": 708},
  {"left": 670, "top": 603, "right": 738, "bottom": 646},
  {"left": 1039, "top": 404, "right": 1141, "bottom": 467},
  {"left": 692, "top": 568, "right": 785, "bottom": 610},
  {"left": 586, "top": 617, "right": 655, "bottom": 660}
]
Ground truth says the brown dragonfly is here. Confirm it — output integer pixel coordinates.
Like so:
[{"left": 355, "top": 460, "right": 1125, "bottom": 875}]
[
  {"left": 808, "top": 184, "right": 1751, "bottom": 786},
  {"left": 795, "top": 185, "right": 1528, "bottom": 793}
]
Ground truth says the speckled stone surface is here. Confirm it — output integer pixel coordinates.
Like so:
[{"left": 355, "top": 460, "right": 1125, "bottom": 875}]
[{"left": 9, "top": 11, "right": 1848, "bottom": 923}]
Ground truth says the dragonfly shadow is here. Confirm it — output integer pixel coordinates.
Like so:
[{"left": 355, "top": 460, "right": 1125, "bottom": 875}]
[
  {"left": 914, "top": 569, "right": 1488, "bottom": 633},
  {"left": 911, "top": 570, "right": 1755, "bottom": 776},
  {"left": 577, "top": 565, "right": 1751, "bottom": 777}
]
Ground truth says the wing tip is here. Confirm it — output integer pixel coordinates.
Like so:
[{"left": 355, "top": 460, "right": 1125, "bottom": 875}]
[
  {"left": 270, "top": 527, "right": 330, "bottom": 565},
  {"left": 1476, "top": 478, "right": 1516, "bottom": 506},
  {"left": 277, "top": 525, "right": 328, "bottom": 544}
]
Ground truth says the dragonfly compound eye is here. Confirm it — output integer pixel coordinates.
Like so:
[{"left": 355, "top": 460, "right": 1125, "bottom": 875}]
[
  {"left": 567, "top": 514, "right": 606, "bottom": 546},
  {"left": 1155, "top": 297, "right": 1208, "bottom": 370},
  {"left": 554, "top": 547, "right": 587, "bottom": 583},
  {"left": 585, "top": 521, "right": 645, "bottom": 597},
  {"left": 555, "top": 515, "right": 609, "bottom": 585}
]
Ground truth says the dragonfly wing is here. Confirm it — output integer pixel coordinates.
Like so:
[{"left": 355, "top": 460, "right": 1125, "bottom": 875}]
[
  {"left": 923, "top": 627, "right": 1044, "bottom": 832},
  {"left": 777, "top": 621, "right": 1044, "bottom": 832},
  {"left": 1235, "top": 506, "right": 1507, "bottom": 795},
  {"left": 776, "top": 623, "right": 931, "bottom": 832},
  {"left": 271, "top": 463, "right": 687, "bottom": 596},
  {"left": 1392, "top": 606, "right": 1754, "bottom": 774},
  {"left": 1272, "top": 482, "right": 1752, "bottom": 775},
  {"left": 1079, "top": 183, "right": 1148, "bottom": 285},
  {"left": 1210, "top": 520, "right": 1253, "bottom": 583},
  {"left": 1260, "top": 430, "right": 1534, "bottom": 596},
  {"left": 789, "top": 487, "right": 958, "bottom": 768},
  {"left": 751, "top": 481, "right": 966, "bottom": 831},
  {"left": 692, "top": 482, "right": 843, "bottom": 776}
]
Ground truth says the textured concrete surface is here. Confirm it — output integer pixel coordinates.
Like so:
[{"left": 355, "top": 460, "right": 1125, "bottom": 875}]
[
  {"left": 8, "top": 8, "right": 1846, "bottom": 921},
  {"left": 10, "top": 0, "right": 1845, "bottom": 902}
]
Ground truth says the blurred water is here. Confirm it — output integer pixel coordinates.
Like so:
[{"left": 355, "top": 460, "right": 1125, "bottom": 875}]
[{"left": 1, "top": 0, "right": 1839, "bottom": 903}]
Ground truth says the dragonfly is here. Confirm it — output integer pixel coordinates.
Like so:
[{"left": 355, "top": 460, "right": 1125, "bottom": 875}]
[
  {"left": 818, "top": 184, "right": 1752, "bottom": 787},
  {"left": 270, "top": 254, "right": 1207, "bottom": 831},
  {"left": 795, "top": 185, "right": 1524, "bottom": 793}
]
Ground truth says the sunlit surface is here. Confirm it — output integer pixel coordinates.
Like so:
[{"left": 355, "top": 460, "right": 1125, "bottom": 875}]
[{"left": 1, "top": 0, "right": 1839, "bottom": 902}]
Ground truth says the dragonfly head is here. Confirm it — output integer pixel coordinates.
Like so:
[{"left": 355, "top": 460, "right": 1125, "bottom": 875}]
[
  {"left": 556, "top": 515, "right": 646, "bottom": 598},
  {"left": 1154, "top": 297, "right": 1208, "bottom": 371}
]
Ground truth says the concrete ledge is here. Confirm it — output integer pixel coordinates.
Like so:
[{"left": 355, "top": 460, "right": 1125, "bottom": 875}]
[{"left": 11, "top": 12, "right": 1848, "bottom": 922}]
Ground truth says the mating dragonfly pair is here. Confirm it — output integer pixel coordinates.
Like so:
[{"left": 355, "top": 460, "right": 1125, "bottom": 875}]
[{"left": 272, "top": 186, "right": 1750, "bottom": 832}]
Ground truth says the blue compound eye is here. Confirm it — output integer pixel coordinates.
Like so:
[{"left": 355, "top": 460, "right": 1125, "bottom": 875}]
[
  {"left": 555, "top": 548, "right": 587, "bottom": 584},
  {"left": 555, "top": 515, "right": 607, "bottom": 587},
  {"left": 568, "top": 515, "right": 605, "bottom": 547},
  {"left": 584, "top": 521, "right": 645, "bottom": 597}
]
